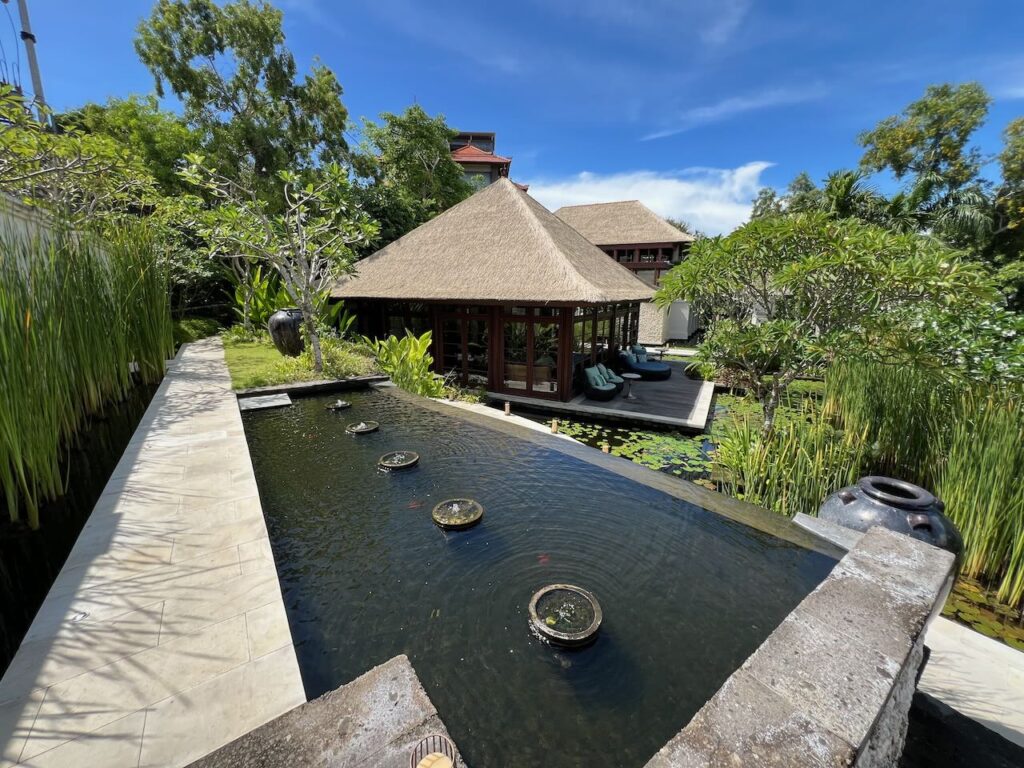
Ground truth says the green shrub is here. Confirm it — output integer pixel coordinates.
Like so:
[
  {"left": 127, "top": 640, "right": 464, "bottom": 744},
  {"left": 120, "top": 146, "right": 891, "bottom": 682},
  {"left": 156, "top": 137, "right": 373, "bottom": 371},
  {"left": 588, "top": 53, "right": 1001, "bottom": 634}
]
[
  {"left": 173, "top": 316, "right": 223, "bottom": 346},
  {"left": 221, "top": 324, "right": 269, "bottom": 344},
  {"left": 366, "top": 331, "right": 445, "bottom": 398},
  {"left": 275, "top": 336, "right": 377, "bottom": 382}
]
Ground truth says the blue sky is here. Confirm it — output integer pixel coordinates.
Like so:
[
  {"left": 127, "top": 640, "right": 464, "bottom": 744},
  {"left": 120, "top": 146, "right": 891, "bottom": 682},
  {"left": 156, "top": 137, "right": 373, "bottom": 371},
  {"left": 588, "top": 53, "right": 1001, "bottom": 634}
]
[{"left": 18, "top": 0, "right": 1024, "bottom": 233}]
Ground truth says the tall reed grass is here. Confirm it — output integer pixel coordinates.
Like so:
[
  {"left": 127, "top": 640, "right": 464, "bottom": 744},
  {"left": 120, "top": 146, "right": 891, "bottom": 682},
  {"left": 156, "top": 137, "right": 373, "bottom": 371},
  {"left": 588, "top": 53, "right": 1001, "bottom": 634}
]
[
  {"left": 825, "top": 359, "right": 1024, "bottom": 606},
  {"left": 714, "top": 358, "right": 1024, "bottom": 607},
  {"left": 715, "top": 394, "right": 866, "bottom": 518},
  {"left": 0, "top": 212, "right": 172, "bottom": 528}
]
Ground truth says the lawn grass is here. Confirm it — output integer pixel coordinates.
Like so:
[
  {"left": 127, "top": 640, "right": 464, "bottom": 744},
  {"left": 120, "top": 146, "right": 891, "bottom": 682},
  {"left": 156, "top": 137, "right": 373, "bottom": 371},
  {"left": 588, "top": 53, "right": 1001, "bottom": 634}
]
[
  {"left": 222, "top": 334, "right": 378, "bottom": 390},
  {"left": 222, "top": 339, "right": 287, "bottom": 389}
]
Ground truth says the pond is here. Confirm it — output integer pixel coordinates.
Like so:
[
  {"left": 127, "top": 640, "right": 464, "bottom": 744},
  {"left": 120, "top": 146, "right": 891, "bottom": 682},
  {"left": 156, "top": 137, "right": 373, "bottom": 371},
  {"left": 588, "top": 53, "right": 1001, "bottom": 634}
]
[
  {"left": 506, "top": 381, "right": 827, "bottom": 487},
  {"left": 242, "top": 388, "right": 835, "bottom": 767}
]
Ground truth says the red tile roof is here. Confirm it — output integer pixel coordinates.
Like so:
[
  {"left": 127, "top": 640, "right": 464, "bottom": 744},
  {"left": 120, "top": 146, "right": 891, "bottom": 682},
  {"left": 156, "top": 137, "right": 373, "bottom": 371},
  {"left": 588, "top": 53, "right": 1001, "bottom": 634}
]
[{"left": 451, "top": 143, "right": 512, "bottom": 165}]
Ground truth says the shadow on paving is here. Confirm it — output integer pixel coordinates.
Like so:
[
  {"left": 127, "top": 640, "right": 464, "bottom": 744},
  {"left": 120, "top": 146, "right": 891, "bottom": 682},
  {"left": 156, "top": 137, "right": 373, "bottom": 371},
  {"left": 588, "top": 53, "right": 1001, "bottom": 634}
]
[{"left": 900, "top": 692, "right": 1024, "bottom": 768}]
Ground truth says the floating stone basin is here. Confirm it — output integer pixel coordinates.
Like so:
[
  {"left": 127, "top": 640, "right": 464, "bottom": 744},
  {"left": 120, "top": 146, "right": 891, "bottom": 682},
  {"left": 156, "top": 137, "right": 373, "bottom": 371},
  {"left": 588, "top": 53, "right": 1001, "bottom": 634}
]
[
  {"left": 378, "top": 450, "right": 420, "bottom": 470},
  {"left": 529, "top": 584, "right": 602, "bottom": 647},
  {"left": 431, "top": 499, "right": 484, "bottom": 530},
  {"left": 346, "top": 420, "right": 379, "bottom": 434}
]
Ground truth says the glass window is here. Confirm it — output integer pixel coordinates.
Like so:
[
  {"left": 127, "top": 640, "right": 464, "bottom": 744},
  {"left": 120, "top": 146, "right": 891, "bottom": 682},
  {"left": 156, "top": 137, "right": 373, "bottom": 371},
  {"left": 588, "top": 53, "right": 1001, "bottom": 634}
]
[
  {"left": 503, "top": 322, "right": 528, "bottom": 390},
  {"left": 533, "top": 322, "right": 560, "bottom": 395},
  {"left": 466, "top": 319, "right": 489, "bottom": 383},
  {"left": 442, "top": 319, "right": 462, "bottom": 376}
]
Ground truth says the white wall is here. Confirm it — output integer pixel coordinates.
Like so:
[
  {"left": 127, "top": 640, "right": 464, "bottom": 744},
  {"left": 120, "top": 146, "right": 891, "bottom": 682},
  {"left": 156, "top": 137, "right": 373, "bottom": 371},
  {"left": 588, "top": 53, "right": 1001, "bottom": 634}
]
[{"left": 638, "top": 300, "right": 700, "bottom": 345}]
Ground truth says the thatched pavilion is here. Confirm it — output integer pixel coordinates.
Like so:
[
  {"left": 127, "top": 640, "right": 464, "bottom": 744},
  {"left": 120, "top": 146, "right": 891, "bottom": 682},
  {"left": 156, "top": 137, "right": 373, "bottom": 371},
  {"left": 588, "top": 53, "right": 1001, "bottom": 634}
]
[
  {"left": 332, "top": 178, "right": 653, "bottom": 401},
  {"left": 554, "top": 200, "right": 698, "bottom": 343}
]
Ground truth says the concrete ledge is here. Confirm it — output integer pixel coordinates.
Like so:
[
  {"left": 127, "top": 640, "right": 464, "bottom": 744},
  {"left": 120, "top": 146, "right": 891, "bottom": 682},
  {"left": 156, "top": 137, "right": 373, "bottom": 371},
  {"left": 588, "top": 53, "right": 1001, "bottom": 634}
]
[
  {"left": 187, "top": 655, "right": 461, "bottom": 768},
  {"left": 644, "top": 527, "right": 955, "bottom": 768},
  {"left": 234, "top": 374, "right": 388, "bottom": 398}
]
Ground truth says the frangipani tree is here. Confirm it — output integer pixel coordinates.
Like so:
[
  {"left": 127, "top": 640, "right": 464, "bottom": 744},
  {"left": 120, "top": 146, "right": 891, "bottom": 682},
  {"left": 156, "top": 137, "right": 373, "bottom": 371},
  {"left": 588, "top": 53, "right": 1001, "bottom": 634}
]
[
  {"left": 655, "top": 213, "right": 997, "bottom": 434},
  {"left": 180, "top": 155, "right": 377, "bottom": 371}
]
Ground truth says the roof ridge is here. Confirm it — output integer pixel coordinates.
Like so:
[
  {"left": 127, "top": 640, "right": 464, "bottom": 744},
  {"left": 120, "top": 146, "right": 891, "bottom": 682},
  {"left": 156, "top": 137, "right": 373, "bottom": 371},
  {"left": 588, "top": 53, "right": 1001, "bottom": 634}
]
[
  {"left": 555, "top": 199, "right": 642, "bottom": 210},
  {"left": 515, "top": 187, "right": 646, "bottom": 303},
  {"left": 506, "top": 184, "right": 603, "bottom": 302}
]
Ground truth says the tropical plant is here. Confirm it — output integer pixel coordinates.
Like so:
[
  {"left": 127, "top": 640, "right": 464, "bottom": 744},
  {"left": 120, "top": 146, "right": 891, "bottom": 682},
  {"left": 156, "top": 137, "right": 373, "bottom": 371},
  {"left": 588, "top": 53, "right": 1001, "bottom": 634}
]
[
  {"left": 365, "top": 331, "right": 445, "bottom": 398},
  {"left": 655, "top": 213, "right": 996, "bottom": 433},
  {"left": 226, "top": 263, "right": 289, "bottom": 329},
  {"left": 714, "top": 400, "right": 866, "bottom": 518},
  {"left": 180, "top": 157, "right": 377, "bottom": 372},
  {"left": 823, "top": 357, "right": 1024, "bottom": 607}
]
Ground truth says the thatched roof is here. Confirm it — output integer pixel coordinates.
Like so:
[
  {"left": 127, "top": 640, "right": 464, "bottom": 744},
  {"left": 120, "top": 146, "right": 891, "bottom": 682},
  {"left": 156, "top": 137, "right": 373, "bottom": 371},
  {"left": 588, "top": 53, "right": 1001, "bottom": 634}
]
[
  {"left": 554, "top": 200, "right": 694, "bottom": 246},
  {"left": 332, "top": 178, "right": 653, "bottom": 304}
]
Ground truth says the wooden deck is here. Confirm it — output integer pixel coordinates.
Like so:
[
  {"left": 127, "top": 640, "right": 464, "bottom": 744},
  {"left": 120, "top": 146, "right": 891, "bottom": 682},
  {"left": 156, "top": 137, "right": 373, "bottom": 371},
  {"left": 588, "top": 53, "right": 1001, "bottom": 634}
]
[{"left": 488, "top": 362, "right": 714, "bottom": 430}]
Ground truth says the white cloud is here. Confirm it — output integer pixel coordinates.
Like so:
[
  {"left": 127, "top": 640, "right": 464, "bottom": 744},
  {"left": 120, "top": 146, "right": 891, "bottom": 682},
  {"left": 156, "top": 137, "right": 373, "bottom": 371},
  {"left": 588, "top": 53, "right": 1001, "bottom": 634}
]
[
  {"left": 525, "top": 162, "right": 773, "bottom": 236},
  {"left": 700, "top": 0, "right": 751, "bottom": 46},
  {"left": 540, "top": 0, "right": 751, "bottom": 47},
  {"left": 644, "top": 85, "right": 828, "bottom": 140}
]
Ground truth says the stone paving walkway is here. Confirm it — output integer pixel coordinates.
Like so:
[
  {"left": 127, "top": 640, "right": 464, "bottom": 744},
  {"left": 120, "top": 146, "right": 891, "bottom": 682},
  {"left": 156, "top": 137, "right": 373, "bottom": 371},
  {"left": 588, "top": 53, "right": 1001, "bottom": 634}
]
[{"left": 0, "top": 339, "right": 305, "bottom": 768}]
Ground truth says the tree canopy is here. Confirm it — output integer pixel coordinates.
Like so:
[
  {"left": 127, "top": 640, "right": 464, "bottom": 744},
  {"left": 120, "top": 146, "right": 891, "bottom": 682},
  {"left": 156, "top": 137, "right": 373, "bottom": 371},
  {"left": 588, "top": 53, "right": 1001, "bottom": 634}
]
[
  {"left": 355, "top": 105, "right": 471, "bottom": 218},
  {"left": 655, "top": 213, "right": 998, "bottom": 432},
  {"left": 58, "top": 95, "right": 199, "bottom": 196},
  {"left": 858, "top": 82, "right": 991, "bottom": 190},
  {"left": 135, "top": 0, "right": 350, "bottom": 195}
]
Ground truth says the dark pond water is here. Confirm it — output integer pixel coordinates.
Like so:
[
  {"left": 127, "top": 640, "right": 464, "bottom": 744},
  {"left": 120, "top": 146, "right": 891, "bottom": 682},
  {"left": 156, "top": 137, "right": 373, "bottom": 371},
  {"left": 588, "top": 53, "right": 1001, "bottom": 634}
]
[
  {"left": 0, "top": 382, "right": 157, "bottom": 674},
  {"left": 242, "top": 390, "right": 836, "bottom": 768}
]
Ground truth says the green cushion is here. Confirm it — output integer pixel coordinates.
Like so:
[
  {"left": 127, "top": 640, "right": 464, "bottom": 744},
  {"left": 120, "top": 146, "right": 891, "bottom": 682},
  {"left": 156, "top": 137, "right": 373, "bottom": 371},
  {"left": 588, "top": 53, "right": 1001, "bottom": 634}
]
[
  {"left": 584, "top": 367, "right": 605, "bottom": 388},
  {"left": 597, "top": 363, "right": 622, "bottom": 383}
]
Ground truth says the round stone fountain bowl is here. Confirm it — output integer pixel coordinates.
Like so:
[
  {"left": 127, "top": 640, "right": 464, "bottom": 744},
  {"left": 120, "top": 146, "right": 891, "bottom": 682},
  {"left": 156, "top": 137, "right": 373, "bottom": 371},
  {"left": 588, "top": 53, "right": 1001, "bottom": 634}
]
[
  {"left": 346, "top": 420, "right": 379, "bottom": 434},
  {"left": 378, "top": 450, "right": 420, "bottom": 470},
  {"left": 431, "top": 498, "right": 484, "bottom": 530},
  {"left": 529, "top": 584, "right": 602, "bottom": 647},
  {"left": 325, "top": 399, "right": 351, "bottom": 411}
]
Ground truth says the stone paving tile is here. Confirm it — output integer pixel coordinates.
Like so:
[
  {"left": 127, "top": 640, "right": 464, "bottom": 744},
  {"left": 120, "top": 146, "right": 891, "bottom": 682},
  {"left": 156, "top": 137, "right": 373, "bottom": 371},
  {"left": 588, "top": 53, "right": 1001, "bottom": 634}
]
[
  {"left": 0, "top": 606, "right": 165, "bottom": 700},
  {"left": 238, "top": 537, "right": 275, "bottom": 575},
  {"left": 138, "top": 645, "right": 304, "bottom": 768},
  {"left": 244, "top": 601, "right": 293, "bottom": 660},
  {"left": 20, "top": 615, "right": 251, "bottom": 761},
  {"left": 16, "top": 711, "right": 146, "bottom": 768},
  {"left": 0, "top": 340, "right": 304, "bottom": 767},
  {"left": 0, "top": 690, "right": 46, "bottom": 768}
]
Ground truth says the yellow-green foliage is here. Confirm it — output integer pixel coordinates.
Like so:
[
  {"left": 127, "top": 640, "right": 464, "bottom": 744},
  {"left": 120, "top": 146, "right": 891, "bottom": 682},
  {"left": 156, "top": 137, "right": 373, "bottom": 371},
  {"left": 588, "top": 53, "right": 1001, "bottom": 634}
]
[
  {"left": 222, "top": 333, "right": 376, "bottom": 390},
  {"left": 366, "top": 331, "right": 445, "bottom": 398},
  {"left": 0, "top": 221, "right": 172, "bottom": 527}
]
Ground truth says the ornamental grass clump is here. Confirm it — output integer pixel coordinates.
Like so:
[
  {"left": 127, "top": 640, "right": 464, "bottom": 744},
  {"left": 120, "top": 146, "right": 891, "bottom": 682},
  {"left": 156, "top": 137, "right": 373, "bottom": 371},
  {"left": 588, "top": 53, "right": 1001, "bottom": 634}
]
[
  {"left": 824, "top": 358, "right": 1024, "bottom": 608},
  {"left": 714, "top": 396, "right": 866, "bottom": 518},
  {"left": 0, "top": 216, "right": 172, "bottom": 528}
]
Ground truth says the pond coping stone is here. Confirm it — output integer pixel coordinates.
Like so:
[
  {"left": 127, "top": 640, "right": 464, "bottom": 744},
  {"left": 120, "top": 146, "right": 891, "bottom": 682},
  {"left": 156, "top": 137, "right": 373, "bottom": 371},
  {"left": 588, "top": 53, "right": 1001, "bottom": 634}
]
[{"left": 186, "top": 655, "right": 461, "bottom": 768}]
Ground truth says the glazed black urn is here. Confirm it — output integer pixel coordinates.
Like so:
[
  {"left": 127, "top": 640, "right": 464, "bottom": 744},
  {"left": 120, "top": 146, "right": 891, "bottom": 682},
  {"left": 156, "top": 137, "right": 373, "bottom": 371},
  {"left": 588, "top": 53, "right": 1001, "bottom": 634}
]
[
  {"left": 819, "top": 476, "right": 963, "bottom": 556},
  {"left": 268, "top": 308, "right": 305, "bottom": 357}
]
